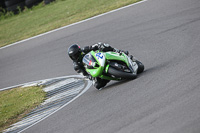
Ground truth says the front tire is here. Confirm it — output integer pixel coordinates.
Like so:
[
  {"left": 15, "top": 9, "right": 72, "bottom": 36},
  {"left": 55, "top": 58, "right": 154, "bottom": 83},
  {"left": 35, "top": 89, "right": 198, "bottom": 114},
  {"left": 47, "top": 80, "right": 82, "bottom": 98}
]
[
  {"left": 136, "top": 60, "right": 144, "bottom": 74},
  {"left": 107, "top": 67, "right": 137, "bottom": 80}
]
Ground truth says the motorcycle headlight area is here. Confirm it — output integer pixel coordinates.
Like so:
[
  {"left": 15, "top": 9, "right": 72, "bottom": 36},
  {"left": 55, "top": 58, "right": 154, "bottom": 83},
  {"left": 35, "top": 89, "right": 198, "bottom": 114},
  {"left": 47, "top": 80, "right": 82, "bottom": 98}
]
[{"left": 83, "top": 53, "right": 98, "bottom": 69}]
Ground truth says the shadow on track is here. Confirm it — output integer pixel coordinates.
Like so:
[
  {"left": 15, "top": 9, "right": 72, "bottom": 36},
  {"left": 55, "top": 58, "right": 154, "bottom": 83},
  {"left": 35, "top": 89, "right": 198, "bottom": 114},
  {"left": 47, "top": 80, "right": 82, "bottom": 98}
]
[{"left": 140, "top": 60, "right": 172, "bottom": 76}]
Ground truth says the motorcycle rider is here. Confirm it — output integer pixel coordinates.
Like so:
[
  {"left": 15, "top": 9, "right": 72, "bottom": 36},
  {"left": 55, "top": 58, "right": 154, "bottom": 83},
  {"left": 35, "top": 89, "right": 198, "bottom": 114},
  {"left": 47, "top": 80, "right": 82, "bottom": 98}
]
[{"left": 68, "top": 42, "right": 132, "bottom": 90}]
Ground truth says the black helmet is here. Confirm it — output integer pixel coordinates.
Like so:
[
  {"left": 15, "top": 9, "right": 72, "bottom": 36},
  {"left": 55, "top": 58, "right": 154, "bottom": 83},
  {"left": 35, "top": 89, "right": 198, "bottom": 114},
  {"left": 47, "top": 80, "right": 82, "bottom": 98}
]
[{"left": 68, "top": 44, "right": 81, "bottom": 61}]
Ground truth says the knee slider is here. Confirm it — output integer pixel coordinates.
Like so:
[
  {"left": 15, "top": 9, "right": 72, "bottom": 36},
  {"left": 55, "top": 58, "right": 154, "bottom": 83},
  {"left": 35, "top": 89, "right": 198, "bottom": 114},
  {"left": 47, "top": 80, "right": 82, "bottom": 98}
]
[{"left": 74, "top": 64, "right": 80, "bottom": 72}]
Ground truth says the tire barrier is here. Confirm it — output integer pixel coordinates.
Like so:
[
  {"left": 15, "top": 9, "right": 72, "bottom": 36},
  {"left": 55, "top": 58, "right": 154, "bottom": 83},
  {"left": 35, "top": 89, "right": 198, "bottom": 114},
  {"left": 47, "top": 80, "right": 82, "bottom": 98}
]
[
  {"left": 2, "top": 0, "right": 55, "bottom": 15},
  {"left": 0, "top": 0, "right": 6, "bottom": 14},
  {"left": 25, "top": 0, "right": 43, "bottom": 8},
  {"left": 5, "top": 0, "right": 24, "bottom": 7},
  {"left": 44, "top": 0, "right": 55, "bottom": 5},
  {"left": 5, "top": 0, "right": 25, "bottom": 14}
]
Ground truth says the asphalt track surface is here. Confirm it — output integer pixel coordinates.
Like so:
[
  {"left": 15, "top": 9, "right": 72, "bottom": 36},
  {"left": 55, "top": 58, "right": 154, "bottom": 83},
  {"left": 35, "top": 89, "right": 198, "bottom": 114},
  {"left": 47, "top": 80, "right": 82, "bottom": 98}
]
[{"left": 1, "top": 0, "right": 200, "bottom": 132}]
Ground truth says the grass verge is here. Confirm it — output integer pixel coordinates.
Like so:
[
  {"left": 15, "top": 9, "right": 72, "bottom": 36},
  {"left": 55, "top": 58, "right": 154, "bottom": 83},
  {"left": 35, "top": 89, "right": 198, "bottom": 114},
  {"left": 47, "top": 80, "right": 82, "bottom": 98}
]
[
  {"left": 0, "top": 86, "right": 46, "bottom": 132},
  {"left": 0, "top": 0, "right": 141, "bottom": 47}
]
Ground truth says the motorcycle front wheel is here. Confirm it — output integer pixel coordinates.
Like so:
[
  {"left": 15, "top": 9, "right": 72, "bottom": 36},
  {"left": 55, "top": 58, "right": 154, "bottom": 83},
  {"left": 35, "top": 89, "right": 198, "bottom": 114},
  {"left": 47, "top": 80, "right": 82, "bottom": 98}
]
[{"left": 135, "top": 60, "right": 144, "bottom": 74}]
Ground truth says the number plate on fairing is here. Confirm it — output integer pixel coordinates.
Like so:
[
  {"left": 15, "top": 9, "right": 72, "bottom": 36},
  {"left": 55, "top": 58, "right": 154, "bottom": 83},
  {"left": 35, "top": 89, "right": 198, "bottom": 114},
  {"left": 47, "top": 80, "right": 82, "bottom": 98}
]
[{"left": 95, "top": 53, "right": 105, "bottom": 66}]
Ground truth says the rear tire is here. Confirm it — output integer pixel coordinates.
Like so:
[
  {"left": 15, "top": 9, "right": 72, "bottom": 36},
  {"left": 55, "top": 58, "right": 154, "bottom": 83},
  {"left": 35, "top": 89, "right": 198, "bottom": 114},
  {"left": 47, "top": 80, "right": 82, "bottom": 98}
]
[{"left": 107, "top": 67, "right": 137, "bottom": 80}]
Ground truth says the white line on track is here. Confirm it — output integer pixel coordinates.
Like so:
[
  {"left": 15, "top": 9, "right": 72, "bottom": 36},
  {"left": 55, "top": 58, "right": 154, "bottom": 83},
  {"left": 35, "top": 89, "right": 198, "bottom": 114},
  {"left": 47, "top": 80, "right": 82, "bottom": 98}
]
[{"left": 0, "top": 0, "right": 148, "bottom": 50}]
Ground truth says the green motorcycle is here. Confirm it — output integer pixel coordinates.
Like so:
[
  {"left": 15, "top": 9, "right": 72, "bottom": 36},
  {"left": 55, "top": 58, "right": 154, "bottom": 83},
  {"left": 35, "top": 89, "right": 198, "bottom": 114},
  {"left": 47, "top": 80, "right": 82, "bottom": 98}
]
[{"left": 82, "top": 50, "right": 144, "bottom": 83}]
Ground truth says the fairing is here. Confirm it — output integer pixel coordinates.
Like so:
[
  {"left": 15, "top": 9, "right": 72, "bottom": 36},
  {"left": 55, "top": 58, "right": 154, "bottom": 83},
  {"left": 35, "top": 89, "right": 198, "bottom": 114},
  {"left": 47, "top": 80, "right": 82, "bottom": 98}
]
[{"left": 82, "top": 50, "right": 138, "bottom": 79}]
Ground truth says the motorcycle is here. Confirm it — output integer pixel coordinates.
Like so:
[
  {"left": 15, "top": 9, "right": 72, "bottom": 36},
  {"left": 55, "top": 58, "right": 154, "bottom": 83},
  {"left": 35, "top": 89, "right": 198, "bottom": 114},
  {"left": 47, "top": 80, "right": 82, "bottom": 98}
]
[{"left": 82, "top": 50, "right": 144, "bottom": 84}]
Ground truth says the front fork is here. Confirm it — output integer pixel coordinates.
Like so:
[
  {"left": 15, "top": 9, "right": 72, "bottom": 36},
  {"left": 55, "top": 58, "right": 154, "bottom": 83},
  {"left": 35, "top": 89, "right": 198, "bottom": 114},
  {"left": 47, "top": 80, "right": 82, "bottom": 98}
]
[
  {"left": 127, "top": 55, "right": 138, "bottom": 74},
  {"left": 131, "top": 61, "right": 138, "bottom": 74}
]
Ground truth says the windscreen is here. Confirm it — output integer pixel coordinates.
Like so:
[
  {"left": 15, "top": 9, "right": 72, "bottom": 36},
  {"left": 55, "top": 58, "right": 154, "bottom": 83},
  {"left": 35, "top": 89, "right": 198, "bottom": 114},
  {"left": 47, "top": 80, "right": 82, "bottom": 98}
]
[{"left": 82, "top": 53, "right": 97, "bottom": 68}]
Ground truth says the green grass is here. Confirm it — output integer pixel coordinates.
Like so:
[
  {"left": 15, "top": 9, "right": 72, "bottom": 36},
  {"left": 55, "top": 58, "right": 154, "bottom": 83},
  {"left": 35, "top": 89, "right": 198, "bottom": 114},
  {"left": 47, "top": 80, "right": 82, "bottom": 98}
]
[
  {"left": 0, "top": 86, "right": 46, "bottom": 132},
  {"left": 0, "top": 0, "right": 141, "bottom": 47}
]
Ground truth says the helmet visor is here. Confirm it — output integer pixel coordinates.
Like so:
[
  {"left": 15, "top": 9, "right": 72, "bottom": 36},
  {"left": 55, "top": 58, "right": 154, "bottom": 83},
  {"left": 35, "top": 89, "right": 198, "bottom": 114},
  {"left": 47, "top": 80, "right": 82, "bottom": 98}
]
[{"left": 70, "top": 50, "right": 81, "bottom": 60}]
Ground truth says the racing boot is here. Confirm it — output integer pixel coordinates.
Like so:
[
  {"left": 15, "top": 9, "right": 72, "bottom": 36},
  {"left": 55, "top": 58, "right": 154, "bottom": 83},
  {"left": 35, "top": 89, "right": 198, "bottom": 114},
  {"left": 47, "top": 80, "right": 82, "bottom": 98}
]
[{"left": 93, "top": 78, "right": 110, "bottom": 90}]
